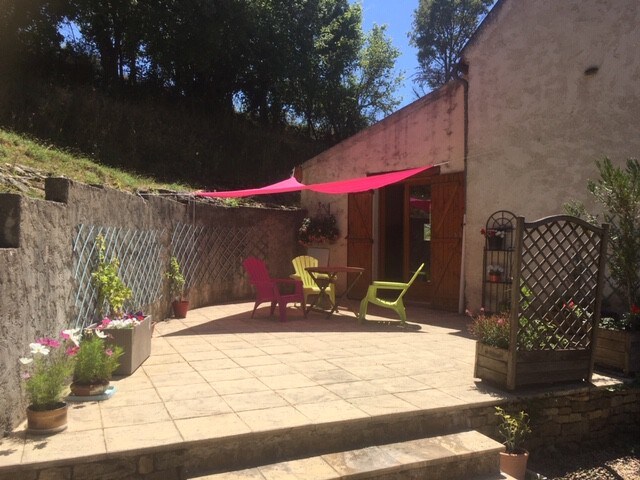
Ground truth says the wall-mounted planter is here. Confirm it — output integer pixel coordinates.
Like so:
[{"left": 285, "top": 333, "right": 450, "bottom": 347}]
[
  {"left": 105, "top": 315, "right": 152, "bottom": 376},
  {"left": 594, "top": 328, "right": 640, "bottom": 376}
]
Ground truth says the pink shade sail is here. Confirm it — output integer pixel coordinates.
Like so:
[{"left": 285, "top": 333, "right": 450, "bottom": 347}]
[
  {"left": 195, "top": 165, "right": 433, "bottom": 198},
  {"left": 307, "top": 166, "right": 431, "bottom": 194},
  {"left": 196, "top": 176, "right": 306, "bottom": 198}
]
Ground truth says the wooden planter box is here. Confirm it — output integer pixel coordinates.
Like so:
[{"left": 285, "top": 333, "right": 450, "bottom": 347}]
[
  {"left": 105, "top": 315, "right": 153, "bottom": 376},
  {"left": 594, "top": 328, "right": 640, "bottom": 376},
  {"left": 474, "top": 341, "right": 592, "bottom": 390}
]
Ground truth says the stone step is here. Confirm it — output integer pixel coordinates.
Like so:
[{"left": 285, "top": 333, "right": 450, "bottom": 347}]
[{"left": 187, "top": 430, "right": 507, "bottom": 480}]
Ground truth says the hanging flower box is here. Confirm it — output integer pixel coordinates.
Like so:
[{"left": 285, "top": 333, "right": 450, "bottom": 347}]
[{"left": 98, "top": 314, "right": 152, "bottom": 376}]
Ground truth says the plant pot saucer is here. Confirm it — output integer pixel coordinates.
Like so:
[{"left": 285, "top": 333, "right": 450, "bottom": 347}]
[{"left": 67, "top": 385, "right": 117, "bottom": 402}]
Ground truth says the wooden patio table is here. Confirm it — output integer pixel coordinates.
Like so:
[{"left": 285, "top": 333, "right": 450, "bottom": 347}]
[{"left": 306, "top": 266, "right": 364, "bottom": 318}]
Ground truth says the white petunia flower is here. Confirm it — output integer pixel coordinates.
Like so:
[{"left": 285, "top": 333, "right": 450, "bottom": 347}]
[
  {"left": 95, "top": 329, "right": 107, "bottom": 339},
  {"left": 29, "top": 343, "right": 50, "bottom": 356},
  {"left": 19, "top": 357, "right": 33, "bottom": 365}
]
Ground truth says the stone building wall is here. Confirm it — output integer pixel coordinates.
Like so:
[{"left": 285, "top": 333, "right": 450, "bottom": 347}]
[{"left": 0, "top": 179, "right": 304, "bottom": 435}]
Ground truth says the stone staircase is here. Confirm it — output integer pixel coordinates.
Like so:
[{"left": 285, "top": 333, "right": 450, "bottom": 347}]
[{"left": 187, "top": 430, "right": 509, "bottom": 480}]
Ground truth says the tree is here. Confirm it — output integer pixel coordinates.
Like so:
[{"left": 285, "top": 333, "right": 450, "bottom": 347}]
[{"left": 410, "top": 0, "right": 493, "bottom": 92}]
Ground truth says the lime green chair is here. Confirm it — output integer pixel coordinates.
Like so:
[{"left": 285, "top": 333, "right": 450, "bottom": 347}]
[
  {"left": 358, "top": 263, "right": 425, "bottom": 325},
  {"left": 291, "top": 255, "right": 336, "bottom": 309}
]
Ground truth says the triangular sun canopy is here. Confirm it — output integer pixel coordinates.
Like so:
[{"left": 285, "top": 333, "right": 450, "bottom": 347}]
[{"left": 196, "top": 166, "right": 432, "bottom": 198}]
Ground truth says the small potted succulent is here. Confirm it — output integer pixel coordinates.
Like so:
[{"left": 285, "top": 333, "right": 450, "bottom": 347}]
[
  {"left": 495, "top": 406, "right": 531, "bottom": 480},
  {"left": 165, "top": 256, "right": 189, "bottom": 318}
]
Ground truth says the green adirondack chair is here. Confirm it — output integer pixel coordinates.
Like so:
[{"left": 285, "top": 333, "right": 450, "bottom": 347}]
[{"left": 358, "top": 263, "right": 425, "bottom": 325}]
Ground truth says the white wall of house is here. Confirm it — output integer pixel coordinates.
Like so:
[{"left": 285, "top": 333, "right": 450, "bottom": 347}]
[
  {"left": 300, "top": 81, "right": 465, "bottom": 292},
  {"left": 462, "top": 0, "right": 640, "bottom": 309}
]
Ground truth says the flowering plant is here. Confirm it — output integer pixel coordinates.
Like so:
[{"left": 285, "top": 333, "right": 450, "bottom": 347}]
[
  {"left": 600, "top": 304, "right": 640, "bottom": 331},
  {"left": 467, "top": 308, "right": 510, "bottom": 349},
  {"left": 495, "top": 407, "right": 531, "bottom": 454},
  {"left": 19, "top": 331, "right": 77, "bottom": 410},
  {"left": 298, "top": 212, "right": 340, "bottom": 246},
  {"left": 481, "top": 228, "right": 506, "bottom": 238},
  {"left": 73, "top": 329, "right": 123, "bottom": 385},
  {"left": 97, "top": 311, "right": 146, "bottom": 330},
  {"left": 487, "top": 265, "right": 504, "bottom": 275}
]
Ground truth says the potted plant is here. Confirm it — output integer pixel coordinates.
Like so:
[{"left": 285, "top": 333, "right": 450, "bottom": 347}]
[
  {"left": 298, "top": 204, "right": 340, "bottom": 246},
  {"left": 495, "top": 406, "right": 531, "bottom": 480},
  {"left": 481, "top": 227, "right": 506, "bottom": 250},
  {"left": 165, "top": 256, "right": 189, "bottom": 318},
  {"left": 70, "top": 329, "right": 123, "bottom": 397},
  {"left": 91, "top": 235, "right": 151, "bottom": 375},
  {"left": 97, "top": 312, "right": 151, "bottom": 375},
  {"left": 18, "top": 331, "right": 76, "bottom": 434},
  {"left": 487, "top": 264, "right": 504, "bottom": 283},
  {"left": 595, "top": 306, "right": 640, "bottom": 375}
]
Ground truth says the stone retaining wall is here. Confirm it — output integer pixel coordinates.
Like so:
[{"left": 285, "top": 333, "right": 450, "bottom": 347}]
[{"left": 0, "top": 179, "right": 304, "bottom": 435}]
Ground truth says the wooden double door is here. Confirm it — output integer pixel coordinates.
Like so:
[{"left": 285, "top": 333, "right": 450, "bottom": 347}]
[{"left": 347, "top": 171, "right": 464, "bottom": 311}]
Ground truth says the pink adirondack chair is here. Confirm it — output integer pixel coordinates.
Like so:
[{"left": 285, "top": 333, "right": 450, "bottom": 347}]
[{"left": 242, "top": 257, "right": 307, "bottom": 322}]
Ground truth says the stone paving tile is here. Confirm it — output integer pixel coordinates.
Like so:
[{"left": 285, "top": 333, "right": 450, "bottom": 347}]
[
  {"left": 323, "top": 380, "right": 388, "bottom": 399},
  {"left": 212, "top": 377, "right": 271, "bottom": 396},
  {"left": 232, "top": 355, "right": 283, "bottom": 368},
  {"left": 237, "top": 406, "right": 310, "bottom": 432},
  {"left": 147, "top": 370, "right": 206, "bottom": 388},
  {"left": 0, "top": 433, "right": 25, "bottom": 467},
  {"left": 258, "top": 373, "right": 316, "bottom": 390},
  {"left": 98, "top": 387, "right": 162, "bottom": 407},
  {"left": 155, "top": 382, "right": 217, "bottom": 402},
  {"left": 347, "top": 393, "right": 420, "bottom": 417},
  {"left": 340, "top": 364, "right": 398, "bottom": 380},
  {"left": 104, "top": 421, "right": 182, "bottom": 453},
  {"left": 369, "top": 376, "right": 429, "bottom": 394},
  {"left": 258, "top": 456, "right": 339, "bottom": 480},
  {"left": 295, "top": 399, "right": 369, "bottom": 424},
  {"left": 222, "top": 390, "right": 289, "bottom": 412},
  {"left": 142, "top": 361, "right": 196, "bottom": 377},
  {"left": 180, "top": 349, "right": 229, "bottom": 362},
  {"left": 290, "top": 359, "right": 337, "bottom": 373},
  {"left": 175, "top": 412, "right": 251, "bottom": 442},
  {"left": 196, "top": 467, "right": 266, "bottom": 479},
  {"left": 245, "top": 363, "right": 298, "bottom": 377},
  {"left": 200, "top": 367, "right": 254, "bottom": 383},
  {"left": 394, "top": 389, "right": 468, "bottom": 410},
  {"left": 321, "top": 445, "right": 401, "bottom": 477},
  {"left": 221, "top": 347, "right": 268, "bottom": 359},
  {"left": 165, "top": 395, "right": 233, "bottom": 419},
  {"left": 142, "top": 352, "right": 184, "bottom": 365},
  {"left": 101, "top": 402, "right": 171, "bottom": 428},
  {"left": 22, "top": 428, "right": 106, "bottom": 464},
  {"left": 66, "top": 401, "right": 104, "bottom": 432},
  {"left": 189, "top": 358, "right": 241, "bottom": 371},
  {"left": 303, "top": 369, "right": 361, "bottom": 385},
  {"left": 276, "top": 386, "right": 340, "bottom": 406}
]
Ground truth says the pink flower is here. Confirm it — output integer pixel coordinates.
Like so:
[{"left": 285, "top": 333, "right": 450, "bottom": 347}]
[
  {"left": 631, "top": 304, "right": 640, "bottom": 315},
  {"left": 37, "top": 337, "right": 60, "bottom": 348},
  {"left": 20, "top": 372, "right": 31, "bottom": 380},
  {"left": 66, "top": 346, "right": 80, "bottom": 356},
  {"left": 105, "top": 349, "right": 113, "bottom": 357}
]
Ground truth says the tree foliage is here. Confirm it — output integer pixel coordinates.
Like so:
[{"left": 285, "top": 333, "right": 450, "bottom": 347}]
[
  {"left": 2, "top": 0, "right": 401, "bottom": 140},
  {"left": 410, "top": 0, "right": 493, "bottom": 92}
]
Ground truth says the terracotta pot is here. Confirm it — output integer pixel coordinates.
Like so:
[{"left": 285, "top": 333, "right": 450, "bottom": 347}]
[
  {"left": 500, "top": 450, "right": 529, "bottom": 480},
  {"left": 26, "top": 402, "right": 68, "bottom": 435},
  {"left": 489, "top": 273, "right": 502, "bottom": 283},
  {"left": 172, "top": 300, "right": 189, "bottom": 319},
  {"left": 70, "top": 380, "right": 110, "bottom": 397}
]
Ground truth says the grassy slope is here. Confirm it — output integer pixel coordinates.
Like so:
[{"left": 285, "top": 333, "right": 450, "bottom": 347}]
[{"left": 0, "top": 128, "right": 193, "bottom": 198}]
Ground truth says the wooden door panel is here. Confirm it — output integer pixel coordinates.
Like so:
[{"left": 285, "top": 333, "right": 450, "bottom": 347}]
[{"left": 347, "top": 192, "right": 373, "bottom": 299}]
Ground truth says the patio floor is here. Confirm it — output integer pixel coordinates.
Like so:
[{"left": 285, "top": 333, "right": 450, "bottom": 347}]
[{"left": 0, "top": 300, "right": 623, "bottom": 477}]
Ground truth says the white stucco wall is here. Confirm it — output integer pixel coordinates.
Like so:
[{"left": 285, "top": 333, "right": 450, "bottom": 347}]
[
  {"left": 463, "top": 0, "right": 640, "bottom": 309},
  {"left": 300, "top": 81, "right": 465, "bottom": 291}
]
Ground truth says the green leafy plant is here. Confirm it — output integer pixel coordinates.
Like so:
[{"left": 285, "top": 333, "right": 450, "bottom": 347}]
[
  {"left": 73, "top": 330, "right": 123, "bottom": 385},
  {"left": 467, "top": 308, "right": 510, "bottom": 349},
  {"left": 298, "top": 203, "right": 340, "bottom": 246},
  {"left": 495, "top": 407, "right": 531, "bottom": 454},
  {"left": 567, "top": 158, "right": 640, "bottom": 320},
  {"left": 19, "top": 332, "right": 77, "bottom": 410},
  {"left": 91, "top": 235, "right": 132, "bottom": 318},
  {"left": 164, "top": 256, "right": 186, "bottom": 301}
]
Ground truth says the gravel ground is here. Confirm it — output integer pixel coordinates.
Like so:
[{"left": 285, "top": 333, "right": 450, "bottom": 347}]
[{"left": 528, "top": 436, "right": 640, "bottom": 480}]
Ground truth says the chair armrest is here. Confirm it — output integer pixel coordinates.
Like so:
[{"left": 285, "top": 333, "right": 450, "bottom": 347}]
[
  {"left": 290, "top": 274, "right": 301, "bottom": 280},
  {"left": 371, "top": 281, "right": 409, "bottom": 290},
  {"left": 274, "top": 278, "right": 304, "bottom": 295}
]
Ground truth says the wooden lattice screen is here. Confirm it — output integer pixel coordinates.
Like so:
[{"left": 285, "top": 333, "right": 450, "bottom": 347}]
[{"left": 506, "top": 215, "right": 609, "bottom": 388}]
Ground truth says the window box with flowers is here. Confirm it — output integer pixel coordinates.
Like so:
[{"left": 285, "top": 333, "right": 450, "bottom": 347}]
[
  {"left": 298, "top": 205, "right": 340, "bottom": 247},
  {"left": 482, "top": 227, "right": 507, "bottom": 250},
  {"left": 595, "top": 305, "right": 640, "bottom": 376},
  {"left": 19, "top": 331, "right": 77, "bottom": 434},
  {"left": 97, "top": 313, "right": 152, "bottom": 376}
]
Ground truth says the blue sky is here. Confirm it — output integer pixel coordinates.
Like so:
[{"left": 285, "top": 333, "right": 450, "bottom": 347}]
[{"left": 356, "top": 0, "right": 421, "bottom": 110}]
